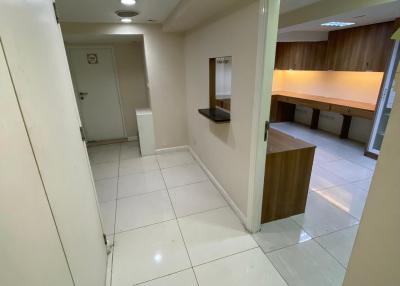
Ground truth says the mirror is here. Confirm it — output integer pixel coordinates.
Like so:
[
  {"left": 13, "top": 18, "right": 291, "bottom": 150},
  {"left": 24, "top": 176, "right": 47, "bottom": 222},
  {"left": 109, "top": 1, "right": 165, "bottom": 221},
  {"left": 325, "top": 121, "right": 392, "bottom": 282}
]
[{"left": 210, "top": 56, "right": 232, "bottom": 112}]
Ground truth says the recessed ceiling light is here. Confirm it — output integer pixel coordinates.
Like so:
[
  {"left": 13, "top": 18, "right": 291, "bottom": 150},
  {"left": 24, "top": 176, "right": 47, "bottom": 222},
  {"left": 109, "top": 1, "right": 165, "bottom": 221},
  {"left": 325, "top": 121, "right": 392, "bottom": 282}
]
[
  {"left": 321, "top": 21, "right": 355, "bottom": 27},
  {"left": 121, "top": 0, "right": 136, "bottom": 6},
  {"left": 121, "top": 18, "right": 132, "bottom": 23}
]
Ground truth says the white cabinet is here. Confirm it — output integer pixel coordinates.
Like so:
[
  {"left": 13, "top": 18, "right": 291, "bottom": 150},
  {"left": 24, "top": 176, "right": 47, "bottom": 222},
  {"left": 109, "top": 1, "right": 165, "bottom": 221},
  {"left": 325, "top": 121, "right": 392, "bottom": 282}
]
[{"left": 136, "top": 108, "right": 156, "bottom": 156}]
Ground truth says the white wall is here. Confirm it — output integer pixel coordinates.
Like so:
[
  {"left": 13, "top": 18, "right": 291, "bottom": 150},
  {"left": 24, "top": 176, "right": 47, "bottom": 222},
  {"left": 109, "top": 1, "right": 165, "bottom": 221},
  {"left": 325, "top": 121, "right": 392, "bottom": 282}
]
[
  {"left": 113, "top": 42, "right": 149, "bottom": 138},
  {"left": 343, "top": 54, "right": 400, "bottom": 286},
  {"left": 184, "top": 2, "right": 260, "bottom": 216},
  {"left": 61, "top": 23, "right": 188, "bottom": 149}
]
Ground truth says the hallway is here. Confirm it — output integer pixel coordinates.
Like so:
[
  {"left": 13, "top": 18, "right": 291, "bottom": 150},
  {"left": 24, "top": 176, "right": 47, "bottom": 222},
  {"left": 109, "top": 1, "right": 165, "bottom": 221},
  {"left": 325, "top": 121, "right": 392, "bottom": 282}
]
[{"left": 89, "top": 122, "right": 375, "bottom": 286}]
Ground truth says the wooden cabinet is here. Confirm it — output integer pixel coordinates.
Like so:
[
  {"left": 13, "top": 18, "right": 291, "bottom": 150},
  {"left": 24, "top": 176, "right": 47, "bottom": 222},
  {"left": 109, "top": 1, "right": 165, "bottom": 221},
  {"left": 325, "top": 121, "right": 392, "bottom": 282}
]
[
  {"left": 275, "top": 21, "right": 396, "bottom": 72},
  {"left": 326, "top": 21, "right": 395, "bottom": 71},
  {"left": 275, "top": 41, "right": 327, "bottom": 70},
  {"left": 261, "top": 129, "right": 315, "bottom": 223}
]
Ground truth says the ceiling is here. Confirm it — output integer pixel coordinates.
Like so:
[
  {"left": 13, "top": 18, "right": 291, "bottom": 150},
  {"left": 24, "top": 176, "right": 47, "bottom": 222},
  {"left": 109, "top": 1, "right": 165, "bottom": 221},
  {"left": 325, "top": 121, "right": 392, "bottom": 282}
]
[
  {"left": 63, "top": 34, "right": 143, "bottom": 44},
  {"left": 56, "top": 0, "right": 180, "bottom": 23},
  {"left": 56, "top": 0, "right": 325, "bottom": 31},
  {"left": 280, "top": 0, "right": 400, "bottom": 33},
  {"left": 279, "top": 0, "right": 321, "bottom": 14}
]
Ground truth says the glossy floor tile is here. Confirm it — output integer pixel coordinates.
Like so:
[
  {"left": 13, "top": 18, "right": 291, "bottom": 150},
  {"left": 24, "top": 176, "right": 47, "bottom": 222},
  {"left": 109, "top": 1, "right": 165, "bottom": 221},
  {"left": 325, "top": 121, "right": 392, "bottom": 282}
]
[
  {"left": 352, "top": 178, "right": 372, "bottom": 192},
  {"left": 309, "top": 165, "right": 349, "bottom": 191},
  {"left": 315, "top": 225, "right": 359, "bottom": 267},
  {"left": 89, "top": 148, "right": 120, "bottom": 164},
  {"left": 88, "top": 143, "right": 121, "bottom": 154},
  {"left": 95, "top": 178, "right": 118, "bottom": 203},
  {"left": 291, "top": 192, "right": 359, "bottom": 237},
  {"left": 115, "top": 190, "right": 175, "bottom": 233},
  {"left": 161, "top": 163, "right": 207, "bottom": 189},
  {"left": 267, "top": 240, "right": 346, "bottom": 286},
  {"left": 178, "top": 207, "right": 258, "bottom": 266},
  {"left": 112, "top": 220, "right": 191, "bottom": 286},
  {"left": 87, "top": 130, "right": 375, "bottom": 286},
  {"left": 118, "top": 170, "right": 166, "bottom": 199},
  {"left": 120, "top": 141, "right": 141, "bottom": 160},
  {"left": 119, "top": 156, "right": 159, "bottom": 176},
  {"left": 156, "top": 150, "right": 194, "bottom": 169},
  {"left": 253, "top": 218, "right": 312, "bottom": 253},
  {"left": 194, "top": 248, "right": 287, "bottom": 286},
  {"left": 169, "top": 180, "right": 227, "bottom": 217},
  {"left": 322, "top": 160, "right": 374, "bottom": 183},
  {"left": 92, "top": 162, "right": 119, "bottom": 180},
  {"left": 138, "top": 269, "right": 197, "bottom": 286},
  {"left": 313, "top": 148, "right": 342, "bottom": 164},
  {"left": 315, "top": 183, "right": 368, "bottom": 220}
]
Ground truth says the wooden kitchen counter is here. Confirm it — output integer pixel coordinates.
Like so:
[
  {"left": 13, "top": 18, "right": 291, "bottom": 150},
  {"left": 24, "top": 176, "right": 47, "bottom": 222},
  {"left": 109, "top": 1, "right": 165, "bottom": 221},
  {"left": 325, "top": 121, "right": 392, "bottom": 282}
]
[
  {"left": 270, "top": 91, "right": 376, "bottom": 138},
  {"left": 261, "top": 128, "right": 316, "bottom": 224}
]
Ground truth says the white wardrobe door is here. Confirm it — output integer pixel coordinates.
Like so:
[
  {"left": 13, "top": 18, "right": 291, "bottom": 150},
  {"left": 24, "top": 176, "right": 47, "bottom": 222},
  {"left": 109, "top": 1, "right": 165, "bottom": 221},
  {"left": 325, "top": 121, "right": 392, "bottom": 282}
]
[
  {"left": 0, "top": 40, "right": 74, "bottom": 286},
  {"left": 0, "top": 1, "right": 107, "bottom": 285}
]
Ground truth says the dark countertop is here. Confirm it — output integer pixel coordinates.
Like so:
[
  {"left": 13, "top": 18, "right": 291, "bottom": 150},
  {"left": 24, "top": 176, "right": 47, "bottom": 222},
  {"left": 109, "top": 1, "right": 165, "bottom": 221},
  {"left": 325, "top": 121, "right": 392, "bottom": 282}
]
[{"left": 198, "top": 108, "right": 230, "bottom": 123}]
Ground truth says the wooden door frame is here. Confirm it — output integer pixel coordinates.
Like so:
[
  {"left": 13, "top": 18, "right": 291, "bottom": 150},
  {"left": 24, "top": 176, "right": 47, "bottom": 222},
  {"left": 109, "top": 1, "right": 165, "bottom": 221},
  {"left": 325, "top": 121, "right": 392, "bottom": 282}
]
[
  {"left": 66, "top": 45, "right": 128, "bottom": 141},
  {"left": 246, "top": 0, "right": 280, "bottom": 233}
]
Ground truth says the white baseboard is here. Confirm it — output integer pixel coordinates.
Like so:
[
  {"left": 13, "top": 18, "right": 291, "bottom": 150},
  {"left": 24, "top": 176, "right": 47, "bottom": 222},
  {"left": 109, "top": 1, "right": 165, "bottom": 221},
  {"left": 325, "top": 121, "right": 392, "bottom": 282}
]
[
  {"left": 188, "top": 146, "right": 248, "bottom": 228},
  {"left": 127, "top": 136, "right": 138, "bottom": 142},
  {"left": 155, "top": 145, "right": 189, "bottom": 154}
]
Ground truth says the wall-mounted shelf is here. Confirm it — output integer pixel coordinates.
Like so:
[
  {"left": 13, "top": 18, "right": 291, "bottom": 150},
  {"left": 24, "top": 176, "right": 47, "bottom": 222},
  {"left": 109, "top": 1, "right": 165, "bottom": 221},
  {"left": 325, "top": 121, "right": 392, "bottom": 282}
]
[{"left": 198, "top": 108, "right": 230, "bottom": 123}]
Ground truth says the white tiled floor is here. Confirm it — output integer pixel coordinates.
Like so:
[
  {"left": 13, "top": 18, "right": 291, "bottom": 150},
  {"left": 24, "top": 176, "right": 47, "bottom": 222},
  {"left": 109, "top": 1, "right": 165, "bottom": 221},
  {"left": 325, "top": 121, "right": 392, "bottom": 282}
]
[{"left": 89, "top": 122, "right": 375, "bottom": 286}]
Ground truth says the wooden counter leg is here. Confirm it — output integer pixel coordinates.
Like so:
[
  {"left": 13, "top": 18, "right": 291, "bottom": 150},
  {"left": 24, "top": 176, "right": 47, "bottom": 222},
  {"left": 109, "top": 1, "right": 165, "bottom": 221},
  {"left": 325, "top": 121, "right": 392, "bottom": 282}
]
[
  {"left": 340, "top": 115, "right": 352, "bottom": 139},
  {"left": 310, "top": 109, "right": 320, "bottom": 129}
]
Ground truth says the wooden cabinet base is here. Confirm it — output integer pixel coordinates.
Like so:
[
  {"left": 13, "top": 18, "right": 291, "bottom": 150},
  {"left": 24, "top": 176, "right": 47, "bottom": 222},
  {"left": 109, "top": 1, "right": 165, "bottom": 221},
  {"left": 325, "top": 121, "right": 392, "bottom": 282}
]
[{"left": 261, "top": 129, "right": 315, "bottom": 224}]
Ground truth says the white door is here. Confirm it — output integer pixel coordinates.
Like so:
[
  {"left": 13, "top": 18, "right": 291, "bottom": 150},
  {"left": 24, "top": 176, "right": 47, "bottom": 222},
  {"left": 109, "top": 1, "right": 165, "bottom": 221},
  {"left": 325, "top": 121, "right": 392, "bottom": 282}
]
[
  {"left": 0, "top": 38, "right": 74, "bottom": 286},
  {"left": 68, "top": 47, "right": 126, "bottom": 141},
  {"left": 0, "top": 1, "right": 107, "bottom": 286}
]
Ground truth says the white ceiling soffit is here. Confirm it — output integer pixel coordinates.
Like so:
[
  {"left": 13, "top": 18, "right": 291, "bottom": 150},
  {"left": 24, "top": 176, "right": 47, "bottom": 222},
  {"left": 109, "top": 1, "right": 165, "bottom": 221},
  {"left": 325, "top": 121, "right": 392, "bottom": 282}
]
[
  {"left": 279, "top": 0, "right": 399, "bottom": 30},
  {"left": 56, "top": 0, "right": 180, "bottom": 24},
  {"left": 63, "top": 34, "right": 143, "bottom": 45},
  {"left": 279, "top": 0, "right": 322, "bottom": 14},
  {"left": 162, "top": 0, "right": 256, "bottom": 32},
  {"left": 280, "top": 0, "right": 400, "bottom": 33}
]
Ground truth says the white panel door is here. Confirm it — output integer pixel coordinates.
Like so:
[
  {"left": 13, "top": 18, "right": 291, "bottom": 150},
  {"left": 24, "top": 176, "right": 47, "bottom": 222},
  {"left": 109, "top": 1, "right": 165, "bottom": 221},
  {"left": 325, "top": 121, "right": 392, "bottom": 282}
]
[
  {"left": 0, "top": 40, "right": 73, "bottom": 286},
  {"left": 0, "top": 1, "right": 107, "bottom": 286},
  {"left": 68, "top": 47, "right": 126, "bottom": 141}
]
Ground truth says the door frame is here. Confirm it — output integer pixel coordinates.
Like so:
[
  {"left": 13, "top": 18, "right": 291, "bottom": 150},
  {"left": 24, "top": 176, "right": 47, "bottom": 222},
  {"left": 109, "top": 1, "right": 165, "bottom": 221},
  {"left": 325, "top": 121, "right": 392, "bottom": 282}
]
[
  {"left": 366, "top": 40, "right": 400, "bottom": 156},
  {"left": 246, "top": 0, "right": 280, "bottom": 233},
  {"left": 67, "top": 45, "right": 128, "bottom": 141}
]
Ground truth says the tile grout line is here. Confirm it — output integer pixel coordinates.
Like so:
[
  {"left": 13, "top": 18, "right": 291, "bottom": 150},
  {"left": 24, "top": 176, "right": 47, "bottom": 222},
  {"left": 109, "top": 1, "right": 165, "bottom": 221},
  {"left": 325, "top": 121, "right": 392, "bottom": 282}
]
[
  {"left": 313, "top": 237, "right": 348, "bottom": 270},
  {"left": 155, "top": 157, "right": 201, "bottom": 286},
  {"left": 132, "top": 267, "right": 193, "bottom": 286},
  {"left": 111, "top": 205, "right": 232, "bottom": 237},
  {"left": 307, "top": 191, "right": 362, "bottom": 222},
  {"left": 109, "top": 143, "right": 122, "bottom": 286},
  {"left": 192, "top": 246, "right": 260, "bottom": 268},
  {"left": 289, "top": 214, "right": 359, "bottom": 239}
]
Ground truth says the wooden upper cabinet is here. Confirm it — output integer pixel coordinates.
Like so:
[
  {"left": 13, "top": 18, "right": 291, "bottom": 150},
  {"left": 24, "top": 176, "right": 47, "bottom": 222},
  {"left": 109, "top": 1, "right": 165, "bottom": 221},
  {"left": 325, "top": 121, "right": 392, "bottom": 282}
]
[
  {"left": 326, "top": 21, "right": 395, "bottom": 72},
  {"left": 275, "top": 21, "right": 396, "bottom": 72},
  {"left": 275, "top": 41, "right": 327, "bottom": 70}
]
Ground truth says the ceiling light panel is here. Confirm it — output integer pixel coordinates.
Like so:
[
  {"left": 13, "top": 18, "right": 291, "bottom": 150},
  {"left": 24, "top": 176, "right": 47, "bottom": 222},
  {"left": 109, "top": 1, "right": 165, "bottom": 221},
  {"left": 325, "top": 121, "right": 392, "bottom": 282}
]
[
  {"left": 121, "top": 0, "right": 136, "bottom": 6},
  {"left": 321, "top": 22, "right": 355, "bottom": 27}
]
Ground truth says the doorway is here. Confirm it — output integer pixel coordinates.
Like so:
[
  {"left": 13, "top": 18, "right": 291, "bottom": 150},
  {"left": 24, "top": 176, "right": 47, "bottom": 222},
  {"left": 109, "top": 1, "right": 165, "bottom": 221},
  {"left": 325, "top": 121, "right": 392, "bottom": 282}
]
[{"left": 68, "top": 47, "right": 126, "bottom": 141}]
